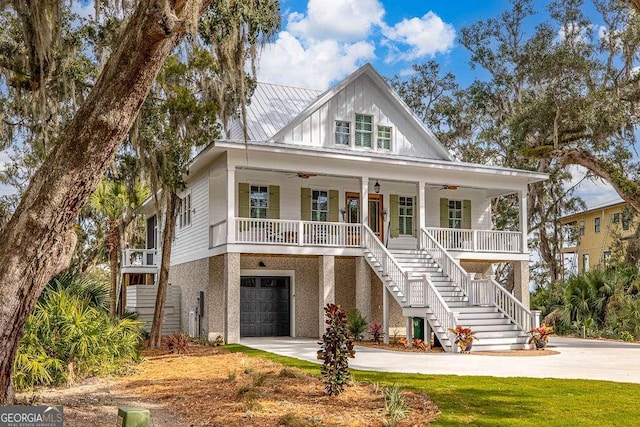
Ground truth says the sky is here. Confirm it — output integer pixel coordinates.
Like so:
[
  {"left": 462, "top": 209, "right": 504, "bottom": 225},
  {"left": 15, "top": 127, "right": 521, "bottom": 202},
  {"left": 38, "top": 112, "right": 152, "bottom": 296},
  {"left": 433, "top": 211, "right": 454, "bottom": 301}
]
[{"left": 0, "top": 0, "right": 625, "bottom": 207}]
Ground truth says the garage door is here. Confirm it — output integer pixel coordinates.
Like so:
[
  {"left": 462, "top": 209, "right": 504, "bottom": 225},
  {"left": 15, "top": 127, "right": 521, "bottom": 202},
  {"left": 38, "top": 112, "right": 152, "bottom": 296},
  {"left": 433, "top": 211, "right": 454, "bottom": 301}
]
[{"left": 240, "top": 276, "right": 290, "bottom": 337}]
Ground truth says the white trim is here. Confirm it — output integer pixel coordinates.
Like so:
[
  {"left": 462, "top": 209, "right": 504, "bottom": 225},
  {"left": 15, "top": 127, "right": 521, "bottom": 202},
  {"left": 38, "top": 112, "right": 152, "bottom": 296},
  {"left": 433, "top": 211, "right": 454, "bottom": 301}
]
[{"left": 240, "top": 269, "right": 296, "bottom": 338}]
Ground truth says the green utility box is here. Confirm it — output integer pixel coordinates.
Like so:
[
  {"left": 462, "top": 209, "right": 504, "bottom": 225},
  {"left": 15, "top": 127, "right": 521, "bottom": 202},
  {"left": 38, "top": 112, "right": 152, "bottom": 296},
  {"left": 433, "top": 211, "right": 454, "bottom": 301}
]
[
  {"left": 116, "top": 407, "right": 150, "bottom": 427},
  {"left": 413, "top": 317, "right": 424, "bottom": 341}
]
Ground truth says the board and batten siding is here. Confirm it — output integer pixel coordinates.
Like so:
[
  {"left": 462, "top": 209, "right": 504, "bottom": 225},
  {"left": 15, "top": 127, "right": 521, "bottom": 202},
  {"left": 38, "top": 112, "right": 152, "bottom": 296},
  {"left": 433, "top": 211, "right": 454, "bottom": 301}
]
[
  {"left": 278, "top": 74, "right": 443, "bottom": 160},
  {"left": 171, "top": 172, "right": 209, "bottom": 265},
  {"left": 424, "top": 188, "right": 491, "bottom": 229},
  {"left": 126, "top": 285, "right": 181, "bottom": 335}
]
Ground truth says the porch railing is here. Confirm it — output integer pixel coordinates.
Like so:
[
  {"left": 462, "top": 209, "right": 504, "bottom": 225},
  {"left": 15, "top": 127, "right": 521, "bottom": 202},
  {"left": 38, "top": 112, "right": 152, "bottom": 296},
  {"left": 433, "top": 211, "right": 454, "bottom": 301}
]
[
  {"left": 230, "top": 218, "right": 361, "bottom": 247},
  {"left": 470, "top": 277, "right": 534, "bottom": 333},
  {"left": 122, "top": 249, "right": 157, "bottom": 268},
  {"left": 420, "top": 228, "right": 471, "bottom": 298},
  {"left": 424, "top": 227, "right": 522, "bottom": 253}
]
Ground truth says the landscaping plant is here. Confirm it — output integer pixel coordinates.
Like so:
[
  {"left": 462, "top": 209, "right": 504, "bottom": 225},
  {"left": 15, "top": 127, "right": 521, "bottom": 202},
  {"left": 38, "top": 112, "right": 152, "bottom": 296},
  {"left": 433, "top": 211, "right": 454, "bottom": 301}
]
[
  {"left": 369, "top": 322, "right": 384, "bottom": 344},
  {"left": 13, "top": 273, "right": 143, "bottom": 390},
  {"left": 166, "top": 332, "right": 190, "bottom": 354},
  {"left": 346, "top": 308, "right": 368, "bottom": 341},
  {"left": 317, "top": 303, "right": 355, "bottom": 396}
]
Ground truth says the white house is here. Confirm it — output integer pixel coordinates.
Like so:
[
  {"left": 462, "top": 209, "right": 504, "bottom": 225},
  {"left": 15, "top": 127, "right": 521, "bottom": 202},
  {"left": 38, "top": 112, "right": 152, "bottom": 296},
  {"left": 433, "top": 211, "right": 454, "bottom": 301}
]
[{"left": 124, "top": 64, "right": 547, "bottom": 352}]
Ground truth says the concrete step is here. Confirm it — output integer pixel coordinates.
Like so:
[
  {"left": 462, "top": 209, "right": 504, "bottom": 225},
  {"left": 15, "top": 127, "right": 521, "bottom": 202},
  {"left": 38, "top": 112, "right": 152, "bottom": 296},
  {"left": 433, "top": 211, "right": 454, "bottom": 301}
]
[
  {"left": 457, "top": 317, "right": 510, "bottom": 325},
  {"left": 474, "top": 330, "right": 524, "bottom": 339},
  {"left": 467, "top": 324, "right": 519, "bottom": 332}
]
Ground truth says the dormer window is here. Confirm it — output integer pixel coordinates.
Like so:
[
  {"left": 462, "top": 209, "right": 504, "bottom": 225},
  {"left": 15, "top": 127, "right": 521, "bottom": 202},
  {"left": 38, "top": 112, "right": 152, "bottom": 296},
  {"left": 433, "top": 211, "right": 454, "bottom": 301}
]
[
  {"left": 335, "top": 121, "right": 350, "bottom": 145},
  {"left": 377, "top": 125, "right": 391, "bottom": 150},
  {"left": 355, "top": 114, "right": 373, "bottom": 148}
]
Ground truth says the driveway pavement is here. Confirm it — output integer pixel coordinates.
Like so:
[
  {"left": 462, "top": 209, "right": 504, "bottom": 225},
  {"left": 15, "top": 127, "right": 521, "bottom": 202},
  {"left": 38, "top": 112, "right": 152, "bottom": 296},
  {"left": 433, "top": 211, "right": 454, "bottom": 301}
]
[{"left": 241, "top": 336, "right": 640, "bottom": 384}]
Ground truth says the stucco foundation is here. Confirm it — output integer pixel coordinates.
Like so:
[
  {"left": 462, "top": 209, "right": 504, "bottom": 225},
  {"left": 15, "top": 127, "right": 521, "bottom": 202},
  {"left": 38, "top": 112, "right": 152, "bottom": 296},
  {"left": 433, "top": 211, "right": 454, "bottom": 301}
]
[
  {"left": 370, "top": 269, "right": 405, "bottom": 338},
  {"left": 168, "top": 258, "right": 209, "bottom": 338}
]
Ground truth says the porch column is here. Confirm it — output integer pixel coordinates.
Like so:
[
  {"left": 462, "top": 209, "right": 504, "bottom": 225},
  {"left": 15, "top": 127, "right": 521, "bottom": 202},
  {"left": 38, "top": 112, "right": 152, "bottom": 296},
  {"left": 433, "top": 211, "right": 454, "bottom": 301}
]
[
  {"left": 383, "top": 287, "right": 390, "bottom": 344},
  {"left": 360, "top": 177, "right": 369, "bottom": 230},
  {"left": 416, "top": 181, "right": 426, "bottom": 247},
  {"left": 224, "top": 252, "right": 240, "bottom": 343},
  {"left": 319, "top": 255, "right": 335, "bottom": 337},
  {"left": 226, "top": 165, "right": 236, "bottom": 243},
  {"left": 512, "top": 260, "right": 530, "bottom": 308},
  {"left": 355, "top": 257, "right": 371, "bottom": 329},
  {"left": 518, "top": 188, "right": 528, "bottom": 253}
]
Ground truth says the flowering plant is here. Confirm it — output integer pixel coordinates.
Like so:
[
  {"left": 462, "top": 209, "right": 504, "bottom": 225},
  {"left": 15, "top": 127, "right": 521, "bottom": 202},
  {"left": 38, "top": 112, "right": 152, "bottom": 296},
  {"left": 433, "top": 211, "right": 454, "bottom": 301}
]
[
  {"left": 528, "top": 323, "right": 554, "bottom": 344},
  {"left": 447, "top": 325, "right": 478, "bottom": 352}
]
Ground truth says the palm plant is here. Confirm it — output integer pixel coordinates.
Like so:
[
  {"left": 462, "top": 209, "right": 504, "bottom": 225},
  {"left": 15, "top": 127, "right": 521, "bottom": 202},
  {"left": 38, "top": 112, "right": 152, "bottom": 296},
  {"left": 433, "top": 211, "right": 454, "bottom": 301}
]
[
  {"left": 89, "top": 179, "right": 149, "bottom": 316},
  {"left": 14, "top": 275, "right": 143, "bottom": 391}
]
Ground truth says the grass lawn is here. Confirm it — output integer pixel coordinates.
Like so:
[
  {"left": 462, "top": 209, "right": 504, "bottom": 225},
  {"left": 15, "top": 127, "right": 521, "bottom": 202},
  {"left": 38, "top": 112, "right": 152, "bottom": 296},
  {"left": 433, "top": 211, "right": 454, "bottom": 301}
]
[{"left": 228, "top": 344, "right": 640, "bottom": 426}]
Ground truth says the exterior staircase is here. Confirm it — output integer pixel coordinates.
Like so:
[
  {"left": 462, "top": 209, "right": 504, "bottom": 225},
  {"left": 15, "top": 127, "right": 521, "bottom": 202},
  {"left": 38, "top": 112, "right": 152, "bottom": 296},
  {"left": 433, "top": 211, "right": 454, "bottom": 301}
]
[{"left": 362, "top": 226, "right": 533, "bottom": 352}]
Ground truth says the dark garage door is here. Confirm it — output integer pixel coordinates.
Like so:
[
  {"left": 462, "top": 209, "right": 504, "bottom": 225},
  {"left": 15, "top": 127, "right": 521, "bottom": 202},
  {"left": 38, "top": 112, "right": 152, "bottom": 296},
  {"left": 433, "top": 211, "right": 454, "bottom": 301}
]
[{"left": 240, "top": 276, "right": 290, "bottom": 337}]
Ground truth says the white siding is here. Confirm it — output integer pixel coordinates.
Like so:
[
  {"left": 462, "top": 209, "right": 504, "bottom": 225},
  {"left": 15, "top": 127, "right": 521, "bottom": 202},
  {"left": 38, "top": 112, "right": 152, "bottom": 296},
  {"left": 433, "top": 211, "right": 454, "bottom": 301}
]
[
  {"left": 425, "top": 188, "right": 492, "bottom": 229},
  {"left": 171, "top": 172, "right": 209, "bottom": 265},
  {"left": 278, "top": 74, "right": 444, "bottom": 159}
]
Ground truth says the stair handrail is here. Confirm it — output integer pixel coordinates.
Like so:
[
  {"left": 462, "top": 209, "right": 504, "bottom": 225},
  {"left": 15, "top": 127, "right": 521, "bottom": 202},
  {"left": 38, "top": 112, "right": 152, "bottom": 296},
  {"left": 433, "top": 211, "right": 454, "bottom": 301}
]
[
  {"left": 362, "top": 225, "right": 410, "bottom": 301},
  {"left": 413, "top": 275, "right": 457, "bottom": 349},
  {"left": 473, "top": 277, "right": 534, "bottom": 333},
  {"left": 420, "top": 227, "right": 471, "bottom": 298}
]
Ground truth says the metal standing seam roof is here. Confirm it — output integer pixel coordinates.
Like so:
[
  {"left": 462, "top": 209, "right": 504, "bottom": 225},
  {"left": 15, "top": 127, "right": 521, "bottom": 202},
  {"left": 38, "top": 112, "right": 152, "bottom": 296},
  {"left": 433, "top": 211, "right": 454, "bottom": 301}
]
[{"left": 227, "top": 82, "right": 323, "bottom": 141}]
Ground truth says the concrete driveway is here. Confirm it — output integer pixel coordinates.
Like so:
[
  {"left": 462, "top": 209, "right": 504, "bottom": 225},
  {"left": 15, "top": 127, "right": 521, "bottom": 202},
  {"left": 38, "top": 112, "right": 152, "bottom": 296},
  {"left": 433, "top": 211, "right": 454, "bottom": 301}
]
[{"left": 241, "top": 336, "right": 640, "bottom": 384}]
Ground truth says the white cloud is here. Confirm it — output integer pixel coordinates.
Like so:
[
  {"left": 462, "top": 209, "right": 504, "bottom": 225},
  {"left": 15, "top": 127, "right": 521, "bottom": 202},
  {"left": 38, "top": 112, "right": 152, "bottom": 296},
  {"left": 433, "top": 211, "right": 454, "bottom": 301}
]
[
  {"left": 381, "top": 12, "right": 456, "bottom": 62},
  {"left": 257, "top": 2, "right": 455, "bottom": 88},
  {"left": 567, "top": 165, "right": 620, "bottom": 209},
  {"left": 257, "top": 32, "right": 375, "bottom": 89},
  {"left": 287, "top": 0, "right": 384, "bottom": 42}
]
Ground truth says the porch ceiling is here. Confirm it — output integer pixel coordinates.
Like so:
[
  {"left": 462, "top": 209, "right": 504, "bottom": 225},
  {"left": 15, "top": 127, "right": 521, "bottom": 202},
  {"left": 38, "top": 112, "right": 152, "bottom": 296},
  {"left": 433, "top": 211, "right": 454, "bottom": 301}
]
[{"left": 190, "top": 141, "right": 546, "bottom": 193}]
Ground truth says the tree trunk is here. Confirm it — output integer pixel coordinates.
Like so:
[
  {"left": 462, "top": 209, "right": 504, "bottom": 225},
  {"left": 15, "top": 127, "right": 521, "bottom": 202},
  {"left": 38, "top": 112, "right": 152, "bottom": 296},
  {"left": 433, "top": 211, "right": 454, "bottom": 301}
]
[
  {"left": 148, "top": 192, "right": 178, "bottom": 349},
  {"left": 0, "top": 0, "right": 208, "bottom": 404},
  {"left": 108, "top": 222, "right": 119, "bottom": 317}
]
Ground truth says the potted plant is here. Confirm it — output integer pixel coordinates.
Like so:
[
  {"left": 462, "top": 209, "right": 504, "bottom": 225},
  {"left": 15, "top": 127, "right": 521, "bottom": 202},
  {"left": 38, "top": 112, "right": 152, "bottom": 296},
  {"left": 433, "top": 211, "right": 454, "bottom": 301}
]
[
  {"left": 528, "top": 323, "right": 554, "bottom": 350},
  {"left": 447, "top": 325, "right": 478, "bottom": 353}
]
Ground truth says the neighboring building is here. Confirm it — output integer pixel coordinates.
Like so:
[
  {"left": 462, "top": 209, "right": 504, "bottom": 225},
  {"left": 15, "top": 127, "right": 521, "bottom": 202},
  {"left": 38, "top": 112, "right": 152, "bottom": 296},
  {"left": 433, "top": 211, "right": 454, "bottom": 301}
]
[
  {"left": 123, "top": 64, "right": 547, "bottom": 351},
  {"left": 561, "top": 200, "right": 637, "bottom": 275}
]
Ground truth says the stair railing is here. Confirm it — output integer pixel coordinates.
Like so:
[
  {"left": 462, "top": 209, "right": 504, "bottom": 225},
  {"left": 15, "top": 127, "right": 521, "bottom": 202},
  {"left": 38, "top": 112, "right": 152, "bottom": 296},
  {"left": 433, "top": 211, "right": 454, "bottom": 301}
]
[
  {"left": 364, "top": 225, "right": 457, "bottom": 351},
  {"left": 362, "top": 225, "right": 409, "bottom": 303},
  {"left": 471, "top": 277, "right": 534, "bottom": 333},
  {"left": 420, "top": 227, "right": 471, "bottom": 298}
]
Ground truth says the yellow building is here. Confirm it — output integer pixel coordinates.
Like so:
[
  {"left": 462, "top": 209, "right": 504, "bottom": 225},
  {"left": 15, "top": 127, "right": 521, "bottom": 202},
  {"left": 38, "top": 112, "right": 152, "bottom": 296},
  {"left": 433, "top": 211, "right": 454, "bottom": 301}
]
[{"left": 561, "top": 200, "right": 636, "bottom": 275}]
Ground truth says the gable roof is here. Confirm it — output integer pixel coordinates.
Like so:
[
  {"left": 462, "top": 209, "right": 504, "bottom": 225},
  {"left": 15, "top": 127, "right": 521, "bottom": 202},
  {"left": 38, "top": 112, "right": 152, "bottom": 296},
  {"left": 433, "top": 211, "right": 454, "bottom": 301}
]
[
  {"left": 227, "top": 82, "right": 323, "bottom": 141},
  {"left": 269, "top": 63, "right": 454, "bottom": 161}
]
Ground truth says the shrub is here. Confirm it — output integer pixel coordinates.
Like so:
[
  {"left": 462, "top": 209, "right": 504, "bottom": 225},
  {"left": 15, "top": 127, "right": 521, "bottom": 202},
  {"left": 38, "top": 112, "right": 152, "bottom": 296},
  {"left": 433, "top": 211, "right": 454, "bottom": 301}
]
[
  {"left": 346, "top": 308, "right": 368, "bottom": 341},
  {"left": 369, "top": 322, "right": 384, "bottom": 344},
  {"left": 317, "top": 303, "right": 355, "bottom": 396},
  {"left": 13, "top": 276, "right": 143, "bottom": 391},
  {"left": 166, "top": 332, "right": 190, "bottom": 354}
]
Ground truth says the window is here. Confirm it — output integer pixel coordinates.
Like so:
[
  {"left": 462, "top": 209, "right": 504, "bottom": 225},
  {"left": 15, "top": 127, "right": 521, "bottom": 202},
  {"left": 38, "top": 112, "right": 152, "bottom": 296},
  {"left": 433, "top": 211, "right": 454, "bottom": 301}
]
[
  {"left": 448, "top": 200, "right": 463, "bottom": 229},
  {"left": 250, "top": 185, "right": 268, "bottom": 218},
  {"left": 312, "top": 190, "right": 328, "bottom": 221},
  {"left": 594, "top": 217, "right": 601, "bottom": 233},
  {"left": 582, "top": 253, "right": 590, "bottom": 272},
  {"left": 579, "top": 220, "right": 585, "bottom": 236},
  {"left": 622, "top": 215, "right": 630, "bottom": 231},
  {"left": 398, "top": 196, "right": 414, "bottom": 235},
  {"left": 377, "top": 125, "right": 392, "bottom": 150},
  {"left": 603, "top": 251, "right": 612, "bottom": 266},
  {"left": 178, "top": 193, "right": 191, "bottom": 228},
  {"left": 613, "top": 212, "right": 620, "bottom": 224},
  {"left": 355, "top": 114, "right": 373, "bottom": 148},
  {"left": 335, "top": 120, "right": 350, "bottom": 146}
]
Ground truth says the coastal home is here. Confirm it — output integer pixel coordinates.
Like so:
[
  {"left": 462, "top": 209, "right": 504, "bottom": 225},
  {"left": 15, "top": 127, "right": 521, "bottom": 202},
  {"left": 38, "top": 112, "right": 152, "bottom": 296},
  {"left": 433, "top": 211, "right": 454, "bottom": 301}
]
[
  {"left": 561, "top": 200, "right": 637, "bottom": 275},
  {"left": 123, "top": 64, "right": 547, "bottom": 351}
]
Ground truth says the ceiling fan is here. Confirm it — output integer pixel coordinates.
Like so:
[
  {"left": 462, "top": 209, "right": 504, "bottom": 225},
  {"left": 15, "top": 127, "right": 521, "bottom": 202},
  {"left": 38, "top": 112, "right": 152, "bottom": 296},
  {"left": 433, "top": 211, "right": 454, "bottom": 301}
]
[
  {"left": 287, "top": 172, "right": 317, "bottom": 179},
  {"left": 431, "top": 184, "right": 459, "bottom": 191}
]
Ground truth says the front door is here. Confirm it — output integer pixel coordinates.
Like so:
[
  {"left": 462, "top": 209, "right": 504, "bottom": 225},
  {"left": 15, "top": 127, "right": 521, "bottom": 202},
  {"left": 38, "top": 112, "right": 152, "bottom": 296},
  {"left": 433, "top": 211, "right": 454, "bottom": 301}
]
[{"left": 345, "top": 192, "right": 384, "bottom": 240}]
